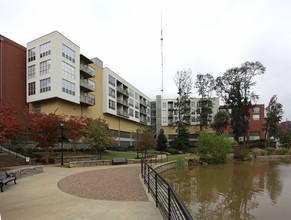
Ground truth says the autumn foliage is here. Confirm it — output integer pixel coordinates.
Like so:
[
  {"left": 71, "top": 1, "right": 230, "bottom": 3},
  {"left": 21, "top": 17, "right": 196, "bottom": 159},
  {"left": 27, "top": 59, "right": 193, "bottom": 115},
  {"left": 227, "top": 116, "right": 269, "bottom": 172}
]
[{"left": 0, "top": 103, "right": 22, "bottom": 144}]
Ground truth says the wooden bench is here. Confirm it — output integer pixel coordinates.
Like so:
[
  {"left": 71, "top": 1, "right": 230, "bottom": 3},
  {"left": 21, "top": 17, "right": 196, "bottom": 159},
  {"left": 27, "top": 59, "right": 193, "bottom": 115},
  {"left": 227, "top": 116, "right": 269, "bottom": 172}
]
[
  {"left": 112, "top": 158, "right": 127, "bottom": 165},
  {"left": 0, "top": 171, "right": 17, "bottom": 192}
]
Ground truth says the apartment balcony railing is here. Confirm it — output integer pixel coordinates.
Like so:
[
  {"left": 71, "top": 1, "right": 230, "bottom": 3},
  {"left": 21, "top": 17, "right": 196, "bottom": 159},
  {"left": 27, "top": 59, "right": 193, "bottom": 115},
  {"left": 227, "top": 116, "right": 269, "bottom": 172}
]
[
  {"left": 80, "top": 80, "right": 95, "bottom": 92},
  {"left": 80, "top": 65, "right": 95, "bottom": 79},
  {"left": 117, "top": 109, "right": 129, "bottom": 118},
  {"left": 140, "top": 109, "right": 147, "bottom": 115},
  {"left": 117, "top": 87, "right": 129, "bottom": 96},
  {"left": 140, "top": 100, "right": 147, "bottom": 107},
  {"left": 117, "top": 98, "right": 129, "bottom": 107},
  {"left": 80, "top": 95, "right": 95, "bottom": 106}
]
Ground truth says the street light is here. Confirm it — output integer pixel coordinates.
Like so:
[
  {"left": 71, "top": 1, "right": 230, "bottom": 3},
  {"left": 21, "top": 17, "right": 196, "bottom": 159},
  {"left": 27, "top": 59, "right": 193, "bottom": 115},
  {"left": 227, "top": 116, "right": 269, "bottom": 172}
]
[{"left": 60, "top": 121, "right": 64, "bottom": 166}]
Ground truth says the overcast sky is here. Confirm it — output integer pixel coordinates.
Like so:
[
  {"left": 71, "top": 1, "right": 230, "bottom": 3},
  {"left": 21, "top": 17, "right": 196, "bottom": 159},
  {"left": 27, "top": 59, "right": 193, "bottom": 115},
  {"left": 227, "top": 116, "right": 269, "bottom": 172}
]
[{"left": 1, "top": 0, "right": 290, "bottom": 120}]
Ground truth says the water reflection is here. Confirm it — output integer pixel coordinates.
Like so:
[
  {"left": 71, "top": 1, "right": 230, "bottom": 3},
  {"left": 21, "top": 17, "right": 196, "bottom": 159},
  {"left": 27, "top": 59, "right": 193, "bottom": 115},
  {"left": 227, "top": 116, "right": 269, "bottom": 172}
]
[{"left": 163, "top": 159, "right": 291, "bottom": 220}]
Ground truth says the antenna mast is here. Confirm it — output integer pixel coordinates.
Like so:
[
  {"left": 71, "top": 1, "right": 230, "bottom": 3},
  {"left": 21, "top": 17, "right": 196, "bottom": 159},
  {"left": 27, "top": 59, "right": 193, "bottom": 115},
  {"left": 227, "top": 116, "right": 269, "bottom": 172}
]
[{"left": 160, "top": 12, "right": 164, "bottom": 97}]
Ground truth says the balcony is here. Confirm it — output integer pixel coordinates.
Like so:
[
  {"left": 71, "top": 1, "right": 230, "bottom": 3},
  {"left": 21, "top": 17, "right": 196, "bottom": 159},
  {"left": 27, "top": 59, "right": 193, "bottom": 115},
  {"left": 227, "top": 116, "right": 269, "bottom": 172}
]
[
  {"left": 140, "top": 100, "right": 147, "bottom": 107},
  {"left": 117, "top": 87, "right": 129, "bottom": 96},
  {"left": 117, "top": 109, "right": 129, "bottom": 118},
  {"left": 140, "top": 118, "right": 147, "bottom": 124},
  {"left": 117, "top": 98, "right": 129, "bottom": 107},
  {"left": 80, "top": 95, "right": 95, "bottom": 106},
  {"left": 140, "top": 109, "right": 147, "bottom": 115},
  {"left": 80, "top": 80, "right": 95, "bottom": 92},
  {"left": 80, "top": 64, "right": 95, "bottom": 79}
]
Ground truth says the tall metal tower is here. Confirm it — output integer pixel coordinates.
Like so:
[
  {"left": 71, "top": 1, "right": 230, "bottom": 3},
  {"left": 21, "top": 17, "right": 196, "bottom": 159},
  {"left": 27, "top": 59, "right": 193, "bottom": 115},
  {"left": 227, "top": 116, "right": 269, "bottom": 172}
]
[{"left": 160, "top": 13, "right": 164, "bottom": 97}]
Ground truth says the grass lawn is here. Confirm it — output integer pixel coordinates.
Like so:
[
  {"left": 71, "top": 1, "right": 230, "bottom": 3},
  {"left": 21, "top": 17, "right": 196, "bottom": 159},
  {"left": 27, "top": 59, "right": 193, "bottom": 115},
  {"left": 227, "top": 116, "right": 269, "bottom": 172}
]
[{"left": 101, "top": 150, "right": 138, "bottom": 160}]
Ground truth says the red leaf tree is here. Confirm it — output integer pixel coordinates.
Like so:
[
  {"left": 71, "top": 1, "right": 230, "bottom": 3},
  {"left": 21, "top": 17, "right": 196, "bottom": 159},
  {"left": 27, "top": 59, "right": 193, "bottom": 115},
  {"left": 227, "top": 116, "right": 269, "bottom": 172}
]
[
  {"left": 0, "top": 103, "right": 22, "bottom": 144},
  {"left": 64, "top": 115, "right": 89, "bottom": 153},
  {"left": 27, "top": 111, "right": 65, "bottom": 162}
]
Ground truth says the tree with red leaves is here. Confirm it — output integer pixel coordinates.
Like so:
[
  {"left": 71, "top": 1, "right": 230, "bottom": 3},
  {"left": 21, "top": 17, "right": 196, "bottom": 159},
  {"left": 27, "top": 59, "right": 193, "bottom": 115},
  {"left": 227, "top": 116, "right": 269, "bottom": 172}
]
[
  {"left": 0, "top": 103, "right": 22, "bottom": 144},
  {"left": 64, "top": 115, "right": 89, "bottom": 153},
  {"left": 27, "top": 112, "right": 65, "bottom": 162}
]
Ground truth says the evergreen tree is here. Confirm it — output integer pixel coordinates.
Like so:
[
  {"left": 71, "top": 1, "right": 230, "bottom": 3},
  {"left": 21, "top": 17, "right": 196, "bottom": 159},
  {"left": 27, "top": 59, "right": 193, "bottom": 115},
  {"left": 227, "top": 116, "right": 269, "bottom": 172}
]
[
  {"left": 211, "top": 111, "right": 230, "bottom": 134},
  {"left": 156, "top": 128, "right": 168, "bottom": 152}
]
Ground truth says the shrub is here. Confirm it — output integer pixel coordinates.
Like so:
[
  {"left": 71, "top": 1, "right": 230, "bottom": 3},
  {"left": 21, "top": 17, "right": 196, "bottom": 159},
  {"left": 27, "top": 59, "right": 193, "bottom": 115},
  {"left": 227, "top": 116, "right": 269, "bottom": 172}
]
[
  {"left": 252, "top": 148, "right": 267, "bottom": 157},
  {"left": 176, "top": 158, "right": 186, "bottom": 168},
  {"left": 168, "top": 148, "right": 179, "bottom": 155},
  {"left": 273, "top": 148, "right": 289, "bottom": 155},
  {"left": 266, "top": 147, "right": 275, "bottom": 155},
  {"left": 234, "top": 147, "right": 250, "bottom": 161},
  {"left": 197, "top": 132, "right": 232, "bottom": 164},
  {"left": 48, "top": 158, "right": 55, "bottom": 164}
]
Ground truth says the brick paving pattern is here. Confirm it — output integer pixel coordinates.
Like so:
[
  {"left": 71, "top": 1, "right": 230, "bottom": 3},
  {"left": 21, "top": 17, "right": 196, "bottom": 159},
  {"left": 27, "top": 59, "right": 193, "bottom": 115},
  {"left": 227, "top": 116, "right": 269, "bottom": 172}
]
[{"left": 57, "top": 166, "right": 149, "bottom": 202}]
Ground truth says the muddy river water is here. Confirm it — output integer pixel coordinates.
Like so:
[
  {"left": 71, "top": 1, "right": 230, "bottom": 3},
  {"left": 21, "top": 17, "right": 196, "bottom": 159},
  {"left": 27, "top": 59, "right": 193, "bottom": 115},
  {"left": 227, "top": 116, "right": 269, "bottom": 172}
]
[{"left": 162, "top": 159, "right": 291, "bottom": 220}]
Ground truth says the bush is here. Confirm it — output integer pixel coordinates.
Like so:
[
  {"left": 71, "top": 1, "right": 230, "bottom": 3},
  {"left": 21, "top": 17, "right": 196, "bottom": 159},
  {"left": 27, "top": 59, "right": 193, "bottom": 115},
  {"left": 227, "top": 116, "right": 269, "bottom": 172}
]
[
  {"left": 252, "top": 148, "right": 267, "bottom": 157},
  {"left": 168, "top": 148, "right": 179, "bottom": 155},
  {"left": 48, "top": 158, "right": 55, "bottom": 164},
  {"left": 197, "top": 132, "right": 232, "bottom": 164},
  {"left": 176, "top": 158, "right": 186, "bottom": 168},
  {"left": 266, "top": 147, "right": 275, "bottom": 155},
  {"left": 234, "top": 147, "right": 250, "bottom": 161},
  {"left": 273, "top": 148, "right": 289, "bottom": 155}
]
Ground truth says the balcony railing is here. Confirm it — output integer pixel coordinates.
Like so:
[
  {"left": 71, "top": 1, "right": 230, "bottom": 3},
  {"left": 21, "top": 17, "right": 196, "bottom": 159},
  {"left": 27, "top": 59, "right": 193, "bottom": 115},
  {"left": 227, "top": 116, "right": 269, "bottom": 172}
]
[
  {"left": 80, "top": 95, "right": 95, "bottom": 106},
  {"left": 80, "top": 64, "right": 95, "bottom": 78},
  {"left": 117, "top": 109, "right": 129, "bottom": 118},
  {"left": 117, "top": 98, "right": 129, "bottom": 107},
  {"left": 80, "top": 80, "right": 95, "bottom": 92}
]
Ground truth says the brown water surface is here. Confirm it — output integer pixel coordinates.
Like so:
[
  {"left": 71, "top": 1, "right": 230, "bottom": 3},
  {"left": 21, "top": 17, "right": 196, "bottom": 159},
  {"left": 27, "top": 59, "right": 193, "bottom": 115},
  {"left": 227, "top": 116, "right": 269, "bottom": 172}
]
[{"left": 163, "top": 159, "right": 291, "bottom": 220}]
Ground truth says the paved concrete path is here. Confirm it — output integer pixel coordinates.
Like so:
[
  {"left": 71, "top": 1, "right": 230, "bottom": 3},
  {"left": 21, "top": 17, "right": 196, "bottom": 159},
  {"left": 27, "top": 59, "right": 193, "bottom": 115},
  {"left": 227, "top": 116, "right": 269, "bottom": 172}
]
[{"left": 0, "top": 165, "right": 162, "bottom": 220}]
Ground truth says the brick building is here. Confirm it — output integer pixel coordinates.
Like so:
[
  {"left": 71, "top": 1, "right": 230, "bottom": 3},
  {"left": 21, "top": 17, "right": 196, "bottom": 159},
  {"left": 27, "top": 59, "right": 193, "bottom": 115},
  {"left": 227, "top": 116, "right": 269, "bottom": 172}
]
[
  {"left": 0, "top": 34, "right": 27, "bottom": 113},
  {"left": 280, "top": 121, "right": 291, "bottom": 134},
  {"left": 219, "top": 104, "right": 266, "bottom": 141}
]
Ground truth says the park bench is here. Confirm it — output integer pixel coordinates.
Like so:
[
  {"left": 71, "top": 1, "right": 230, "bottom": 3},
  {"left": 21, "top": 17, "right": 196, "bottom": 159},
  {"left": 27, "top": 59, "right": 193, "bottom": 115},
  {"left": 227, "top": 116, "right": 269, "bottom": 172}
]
[
  {"left": 112, "top": 158, "right": 127, "bottom": 165},
  {"left": 0, "top": 171, "right": 17, "bottom": 192}
]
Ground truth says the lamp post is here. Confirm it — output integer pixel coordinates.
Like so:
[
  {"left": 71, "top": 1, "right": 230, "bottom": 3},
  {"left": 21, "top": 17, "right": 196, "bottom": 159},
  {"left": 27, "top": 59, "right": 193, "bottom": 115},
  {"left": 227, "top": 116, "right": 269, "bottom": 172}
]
[{"left": 60, "top": 121, "right": 64, "bottom": 166}]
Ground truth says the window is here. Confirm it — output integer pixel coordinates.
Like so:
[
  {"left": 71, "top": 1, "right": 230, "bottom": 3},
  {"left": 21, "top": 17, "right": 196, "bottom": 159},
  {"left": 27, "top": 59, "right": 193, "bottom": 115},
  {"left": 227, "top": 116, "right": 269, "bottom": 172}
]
[
  {"left": 135, "top": 111, "right": 139, "bottom": 119},
  {"left": 40, "top": 78, "right": 51, "bottom": 93},
  {"left": 40, "top": 60, "right": 51, "bottom": 75},
  {"left": 129, "top": 108, "right": 134, "bottom": 116},
  {"left": 62, "top": 44, "right": 75, "bottom": 63},
  {"left": 89, "top": 94, "right": 95, "bottom": 105},
  {"left": 62, "top": 79, "right": 75, "bottom": 96},
  {"left": 34, "top": 106, "right": 41, "bottom": 113},
  {"left": 253, "top": 107, "right": 260, "bottom": 113},
  {"left": 129, "top": 98, "right": 134, "bottom": 107},
  {"left": 174, "top": 102, "right": 177, "bottom": 108},
  {"left": 163, "top": 102, "right": 166, "bottom": 108},
  {"left": 219, "top": 108, "right": 226, "bottom": 112},
  {"left": 88, "top": 66, "right": 95, "bottom": 77},
  {"left": 135, "top": 101, "right": 139, "bottom": 109},
  {"left": 162, "top": 117, "right": 167, "bottom": 123},
  {"left": 250, "top": 131, "right": 260, "bottom": 136},
  {"left": 109, "top": 87, "right": 115, "bottom": 98},
  {"left": 163, "top": 109, "right": 167, "bottom": 116},
  {"left": 208, "top": 101, "right": 213, "bottom": 107},
  {"left": 253, "top": 115, "right": 260, "bottom": 120},
  {"left": 62, "top": 62, "right": 75, "bottom": 79},
  {"left": 109, "top": 75, "right": 115, "bottom": 86},
  {"left": 109, "top": 99, "right": 115, "bottom": 110},
  {"left": 28, "top": 48, "right": 35, "bottom": 62},
  {"left": 191, "top": 109, "right": 195, "bottom": 114},
  {"left": 40, "top": 42, "right": 51, "bottom": 58},
  {"left": 228, "top": 109, "right": 232, "bottom": 114},
  {"left": 28, "top": 65, "right": 35, "bottom": 79},
  {"left": 129, "top": 88, "right": 134, "bottom": 98},
  {"left": 135, "top": 92, "right": 139, "bottom": 100},
  {"left": 88, "top": 80, "right": 95, "bottom": 91},
  {"left": 191, "top": 102, "right": 195, "bottom": 107},
  {"left": 191, "top": 117, "right": 196, "bottom": 122},
  {"left": 28, "top": 82, "right": 35, "bottom": 96},
  {"left": 196, "top": 108, "right": 201, "bottom": 114}
]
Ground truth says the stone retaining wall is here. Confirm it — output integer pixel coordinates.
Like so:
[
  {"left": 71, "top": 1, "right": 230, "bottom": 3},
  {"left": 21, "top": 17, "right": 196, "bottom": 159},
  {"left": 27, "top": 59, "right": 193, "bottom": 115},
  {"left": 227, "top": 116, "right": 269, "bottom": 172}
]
[
  {"left": 53, "top": 155, "right": 98, "bottom": 163},
  {"left": 254, "top": 155, "right": 291, "bottom": 159},
  {"left": 153, "top": 161, "right": 178, "bottom": 173},
  {"left": 69, "top": 159, "right": 141, "bottom": 168},
  {"left": 7, "top": 166, "right": 44, "bottom": 179}
]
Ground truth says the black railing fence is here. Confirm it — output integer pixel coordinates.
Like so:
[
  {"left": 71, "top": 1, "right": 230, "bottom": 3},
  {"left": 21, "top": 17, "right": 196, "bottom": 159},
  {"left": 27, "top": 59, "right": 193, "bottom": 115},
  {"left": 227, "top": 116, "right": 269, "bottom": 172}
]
[{"left": 141, "top": 158, "right": 193, "bottom": 220}]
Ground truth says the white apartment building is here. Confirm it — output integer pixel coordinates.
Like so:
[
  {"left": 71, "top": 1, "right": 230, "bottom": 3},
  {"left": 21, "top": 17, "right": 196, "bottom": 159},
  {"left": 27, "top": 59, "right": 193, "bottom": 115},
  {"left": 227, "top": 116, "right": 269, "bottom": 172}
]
[
  {"left": 27, "top": 31, "right": 81, "bottom": 105},
  {"left": 103, "top": 67, "right": 151, "bottom": 126},
  {"left": 159, "top": 97, "right": 220, "bottom": 127}
]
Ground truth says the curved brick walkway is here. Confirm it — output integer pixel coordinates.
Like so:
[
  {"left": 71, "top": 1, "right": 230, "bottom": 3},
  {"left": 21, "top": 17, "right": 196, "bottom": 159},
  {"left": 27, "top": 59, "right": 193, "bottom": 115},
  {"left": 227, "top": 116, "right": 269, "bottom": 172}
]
[{"left": 57, "top": 166, "right": 149, "bottom": 202}]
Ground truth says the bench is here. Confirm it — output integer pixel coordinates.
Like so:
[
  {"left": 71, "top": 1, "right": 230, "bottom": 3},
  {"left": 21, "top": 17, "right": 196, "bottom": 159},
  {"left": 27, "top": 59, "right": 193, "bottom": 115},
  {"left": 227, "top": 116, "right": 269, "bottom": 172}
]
[
  {"left": 0, "top": 171, "right": 17, "bottom": 192},
  {"left": 112, "top": 158, "right": 127, "bottom": 165}
]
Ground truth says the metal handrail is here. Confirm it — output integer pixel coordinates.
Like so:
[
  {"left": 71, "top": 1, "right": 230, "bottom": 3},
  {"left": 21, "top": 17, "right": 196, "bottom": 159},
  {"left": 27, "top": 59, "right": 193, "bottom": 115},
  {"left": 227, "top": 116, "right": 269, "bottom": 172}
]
[{"left": 141, "top": 158, "right": 193, "bottom": 220}]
